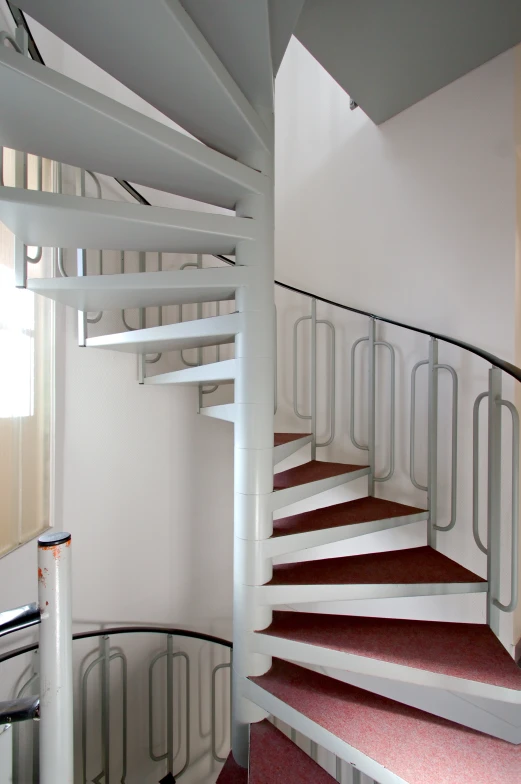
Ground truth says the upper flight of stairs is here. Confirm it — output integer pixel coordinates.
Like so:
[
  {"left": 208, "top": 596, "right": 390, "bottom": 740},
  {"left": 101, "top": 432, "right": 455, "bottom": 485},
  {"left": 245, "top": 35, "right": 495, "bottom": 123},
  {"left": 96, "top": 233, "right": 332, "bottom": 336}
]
[{"left": 2, "top": 2, "right": 520, "bottom": 783}]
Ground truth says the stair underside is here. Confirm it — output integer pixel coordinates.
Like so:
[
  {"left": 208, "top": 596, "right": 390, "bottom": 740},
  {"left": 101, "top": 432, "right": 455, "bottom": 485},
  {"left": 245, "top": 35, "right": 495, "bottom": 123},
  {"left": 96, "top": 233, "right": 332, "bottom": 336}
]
[
  {"left": 17, "top": 0, "right": 272, "bottom": 159},
  {"left": 145, "top": 360, "right": 236, "bottom": 387},
  {"left": 255, "top": 612, "right": 521, "bottom": 699},
  {"left": 273, "top": 432, "right": 312, "bottom": 465},
  {"left": 86, "top": 314, "right": 240, "bottom": 354},
  {"left": 274, "top": 433, "right": 310, "bottom": 447},
  {"left": 0, "top": 47, "right": 265, "bottom": 210},
  {"left": 27, "top": 267, "right": 250, "bottom": 312},
  {"left": 0, "top": 188, "right": 256, "bottom": 254},
  {"left": 248, "top": 659, "right": 521, "bottom": 784}
]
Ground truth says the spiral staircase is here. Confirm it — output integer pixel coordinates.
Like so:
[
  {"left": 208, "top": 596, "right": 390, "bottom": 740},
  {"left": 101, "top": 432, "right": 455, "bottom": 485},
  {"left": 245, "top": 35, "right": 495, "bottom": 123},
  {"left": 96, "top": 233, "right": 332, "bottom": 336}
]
[{"left": 1, "top": 2, "right": 521, "bottom": 783}]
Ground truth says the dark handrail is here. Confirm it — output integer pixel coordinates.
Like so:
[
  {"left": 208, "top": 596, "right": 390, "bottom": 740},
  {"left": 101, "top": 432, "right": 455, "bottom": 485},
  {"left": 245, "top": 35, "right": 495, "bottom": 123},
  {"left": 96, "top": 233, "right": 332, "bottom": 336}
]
[
  {"left": 0, "top": 603, "right": 40, "bottom": 638},
  {"left": 0, "top": 697, "right": 39, "bottom": 723},
  {"left": 0, "top": 625, "right": 232, "bottom": 665},
  {"left": 8, "top": 4, "right": 521, "bottom": 384}
]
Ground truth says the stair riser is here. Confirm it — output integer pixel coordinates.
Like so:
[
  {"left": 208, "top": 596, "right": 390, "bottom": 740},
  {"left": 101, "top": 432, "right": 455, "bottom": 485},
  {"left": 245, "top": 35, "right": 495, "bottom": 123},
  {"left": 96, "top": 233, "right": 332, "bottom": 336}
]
[
  {"left": 272, "top": 468, "right": 370, "bottom": 511},
  {"left": 255, "top": 581, "right": 488, "bottom": 606},
  {"left": 309, "top": 665, "right": 521, "bottom": 744},
  {"left": 249, "top": 632, "right": 521, "bottom": 707},
  {"left": 200, "top": 404, "right": 236, "bottom": 422},
  {"left": 264, "top": 512, "right": 428, "bottom": 559},
  {"left": 145, "top": 360, "right": 236, "bottom": 387},
  {"left": 242, "top": 677, "right": 405, "bottom": 784},
  {"left": 273, "top": 436, "right": 312, "bottom": 466}
]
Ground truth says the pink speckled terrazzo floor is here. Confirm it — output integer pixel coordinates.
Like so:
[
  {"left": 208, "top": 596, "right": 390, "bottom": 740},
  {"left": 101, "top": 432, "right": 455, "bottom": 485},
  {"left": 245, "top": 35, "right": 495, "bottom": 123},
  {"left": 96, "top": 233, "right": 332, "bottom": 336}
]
[
  {"left": 269, "top": 545, "right": 485, "bottom": 585},
  {"left": 250, "top": 659, "right": 521, "bottom": 784},
  {"left": 249, "top": 719, "right": 336, "bottom": 783},
  {"left": 260, "top": 612, "right": 521, "bottom": 690},
  {"left": 215, "top": 719, "right": 336, "bottom": 783}
]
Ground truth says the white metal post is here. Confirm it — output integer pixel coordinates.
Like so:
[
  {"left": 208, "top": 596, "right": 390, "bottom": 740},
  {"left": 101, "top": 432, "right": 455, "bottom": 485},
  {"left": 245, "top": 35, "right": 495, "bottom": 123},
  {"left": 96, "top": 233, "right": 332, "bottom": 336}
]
[
  {"left": 37, "top": 532, "right": 74, "bottom": 784},
  {"left": 367, "top": 318, "right": 376, "bottom": 496},
  {"left": 13, "top": 26, "right": 29, "bottom": 289},
  {"left": 427, "top": 337, "right": 439, "bottom": 548},
  {"left": 232, "top": 134, "right": 275, "bottom": 767},
  {"left": 487, "top": 367, "right": 502, "bottom": 637}
]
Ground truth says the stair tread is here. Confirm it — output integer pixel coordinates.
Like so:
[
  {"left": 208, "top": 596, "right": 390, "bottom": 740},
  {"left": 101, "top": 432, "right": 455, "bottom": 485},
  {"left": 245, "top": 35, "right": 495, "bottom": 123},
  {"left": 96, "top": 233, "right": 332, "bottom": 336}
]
[
  {"left": 260, "top": 612, "right": 521, "bottom": 692},
  {"left": 268, "top": 546, "right": 485, "bottom": 586},
  {"left": 0, "top": 188, "right": 256, "bottom": 254},
  {"left": 249, "top": 719, "right": 336, "bottom": 783},
  {"left": 272, "top": 496, "right": 426, "bottom": 538},
  {"left": 216, "top": 752, "right": 247, "bottom": 784},
  {"left": 17, "top": 0, "right": 271, "bottom": 159},
  {"left": 274, "top": 460, "right": 368, "bottom": 491},
  {"left": 274, "top": 432, "right": 310, "bottom": 447},
  {"left": 86, "top": 315, "right": 239, "bottom": 354},
  {"left": 250, "top": 659, "right": 521, "bottom": 784},
  {"left": 28, "top": 267, "right": 249, "bottom": 312},
  {"left": 0, "top": 46, "right": 265, "bottom": 210},
  {"left": 145, "top": 360, "right": 236, "bottom": 386}
]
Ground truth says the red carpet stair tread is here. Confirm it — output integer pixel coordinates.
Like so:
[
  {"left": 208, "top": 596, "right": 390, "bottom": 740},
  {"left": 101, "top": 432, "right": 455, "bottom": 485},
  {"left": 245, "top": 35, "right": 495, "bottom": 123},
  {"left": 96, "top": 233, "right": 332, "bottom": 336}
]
[
  {"left": 250, "top": 659, "right": 521, "bottom": 784},
  {"left": 268, "top": 545, "right": 485, "bottom": 585},
  {"left": 272, "top": 496, "right": 425, "bottom": 537},
  {"left": 260, "top": 612, "right": 521, "bottom": 691},
  {"left": 216, "top": 719, "right": 336, "bottom": 784},
  {"left": 274, "top": 433, "right": 309, "bottom": 446},
  {"left": 274, "top": 460, "right": 367, "bottom": 491}
]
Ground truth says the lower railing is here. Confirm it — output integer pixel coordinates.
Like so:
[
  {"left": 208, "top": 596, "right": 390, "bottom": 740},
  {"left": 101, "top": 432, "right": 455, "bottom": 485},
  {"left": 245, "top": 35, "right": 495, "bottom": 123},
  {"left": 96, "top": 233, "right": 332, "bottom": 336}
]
[{"left": 0, "top": 626, "right": 232, "bottom": 784}]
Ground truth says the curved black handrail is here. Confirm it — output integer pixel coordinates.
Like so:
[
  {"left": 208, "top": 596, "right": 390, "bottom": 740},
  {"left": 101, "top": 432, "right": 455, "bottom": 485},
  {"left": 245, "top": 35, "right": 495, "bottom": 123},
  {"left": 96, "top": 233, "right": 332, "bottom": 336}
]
[
  {"left": 9, "top": 4, "right": 521, "bottom": 385},
  {"left": 0, "top": 625, "right": 232, "bottom": 665}
]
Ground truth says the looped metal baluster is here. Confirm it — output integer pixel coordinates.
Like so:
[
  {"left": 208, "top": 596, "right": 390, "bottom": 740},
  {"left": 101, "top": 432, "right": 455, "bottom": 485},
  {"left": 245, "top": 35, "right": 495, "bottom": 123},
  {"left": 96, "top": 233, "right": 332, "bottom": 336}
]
[
  {"left": 374, "top": 340, "right": 396, "bottom": 482},
  {"left": 472, "top": 391, "right": 489, "bottom": 554},
  {"left": 293, "top": 315, "right": 312, "bottom": 421},
  {"left": 315, "top": 319, "right": 336, "bottom": 447},
  {"left": 211, "top": 661, "right": 231, "bottom": 762},
  {"left": 432, "top": 364, "right": 458, "bottom": 531},
  {"left": 492, "top": 399, "right": 519, "bottom": 613},
  {"left": 410, "top": 360, "right": 429, "bottom": 491},
  {"left": 349, "top": 336, "right": 369, "bottom": 451}
]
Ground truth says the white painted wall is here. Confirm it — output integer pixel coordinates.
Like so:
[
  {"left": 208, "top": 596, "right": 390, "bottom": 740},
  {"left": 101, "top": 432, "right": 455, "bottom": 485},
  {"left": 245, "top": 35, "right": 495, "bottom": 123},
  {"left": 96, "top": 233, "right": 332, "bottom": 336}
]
[{"left": 273, "top": 38, "right": 518, "bottom": 650}]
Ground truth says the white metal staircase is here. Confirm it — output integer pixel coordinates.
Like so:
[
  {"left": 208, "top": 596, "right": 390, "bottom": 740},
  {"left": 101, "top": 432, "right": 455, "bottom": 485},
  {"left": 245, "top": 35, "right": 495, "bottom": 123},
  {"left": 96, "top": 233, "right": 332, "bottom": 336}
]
[{"left": 1, "top": 2, "right": 521, "bottom": 783}]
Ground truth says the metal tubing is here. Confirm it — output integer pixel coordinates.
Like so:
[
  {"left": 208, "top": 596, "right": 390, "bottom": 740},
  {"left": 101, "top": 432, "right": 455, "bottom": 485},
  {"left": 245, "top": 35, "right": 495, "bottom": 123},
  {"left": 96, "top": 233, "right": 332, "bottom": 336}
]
[
  {"left": 432, "top": 364, "right": 458, "bottom": 531},
  {"left": 77, "top": 249, "right": 88, "bottom": 346},
  {"left": 311, "top": 299, "right": 317, "bottom": 459},
  {"left": 374, "top": 340, "right": 396, "bottom": 483},
  {"left": 335, "top": 756, "right": 342, "bottom": 782},
  {"left": 367, "top": 318, "right": 376, "bottom": 496},
  {"left": 492, "top": 399, "right": 519, "bottom": 613},
  {"left": 110, "top": 652, "right": 127, "bottom": 784},
  {"left": 37, "top": 532, "right": 73, "bottom": 784},
  {"left": 14, "top": 112, "right": 27, "bottom": 288},
  {"left": 211, "top": 662, "right": 231, "bottom": 763},
  {"left": 427, "top": 338, "right": 439, "bottom": 547},
  {"left": 410, "top": 360, "right": 429, "bottom": 491},
  {"left": 472, "top": 391, "right": 489, "bottom": 555},
  {"left": 316, "top": 320, "right": 336, "bottom": 448},
  {"left": 81, "top": 652, "right": 103, "bottom": 783},
  {"left": 487, "top": 367, "right": 502, "bottom": 636},
  {"left": 101, "top": 636, "right": 111, "bottom": 784},
  {"left": 166, "top": 634, "right": 174, "bottom": 775},
  {"left": 0, "top": 603, "right": 40, "bottom": 637},
  {"left": 148, "top": 650, "right": 168, "bottom": 763},
  {"left": 292, "top": 316, "right": 312, "bottom": 421},
  {"left": 349, "top": 337, "right": 369, "bottom": 451}
]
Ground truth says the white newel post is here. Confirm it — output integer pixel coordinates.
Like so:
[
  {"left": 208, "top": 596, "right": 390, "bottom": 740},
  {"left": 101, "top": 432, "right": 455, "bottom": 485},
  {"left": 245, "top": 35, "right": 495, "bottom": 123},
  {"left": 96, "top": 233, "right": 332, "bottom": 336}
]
[
  {"left": 38, "top": 532, "right": 74, "bottom": 784},
  {"left": 232, "top": 135, "right": 275, "bottom": 766}
]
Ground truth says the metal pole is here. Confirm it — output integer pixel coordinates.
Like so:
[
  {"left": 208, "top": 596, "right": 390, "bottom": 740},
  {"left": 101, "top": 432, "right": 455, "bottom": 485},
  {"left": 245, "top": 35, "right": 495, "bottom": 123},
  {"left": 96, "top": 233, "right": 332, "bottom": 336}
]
[
  {"left": 37, "top": 532, "right": 73, "bottom": 784},
  {"left": 166, "top": 634, "right": 174, "bottom": 775},
  {"left": 487, "top": 367, "right": 502, "bottom": 636},
  {"left": 137, "top": 252, "right": 147, "bottom": 383},
  {"left": 232, "top": 132, "right": 275, "bottom": 766},
  {"left": 101, "top": 636, "right": 111, "bottom": 784},
  {"left": 310, "top": 298, "right": 317, "bottom": 460},
  {"left": 13, "top": 24, "right": 29, "bottom": 289},
  {"left": 367, "top": 318, "right": 376, "bottom": 496},
  {"left": 427, "top": 338, "right": 439, "bottom": 548}
]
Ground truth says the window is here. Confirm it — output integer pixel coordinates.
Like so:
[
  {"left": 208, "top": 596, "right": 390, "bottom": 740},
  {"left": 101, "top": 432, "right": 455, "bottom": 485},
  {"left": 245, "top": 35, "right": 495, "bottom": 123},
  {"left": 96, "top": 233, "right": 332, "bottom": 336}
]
[{"left": 0, "top": 149, "right": 54, "bottom": 555}]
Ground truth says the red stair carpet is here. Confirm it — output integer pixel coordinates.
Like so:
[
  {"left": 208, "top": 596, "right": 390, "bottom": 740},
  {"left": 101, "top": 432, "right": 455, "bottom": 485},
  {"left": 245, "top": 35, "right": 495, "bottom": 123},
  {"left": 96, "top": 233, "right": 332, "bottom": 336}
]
[{"left": 217, "top": 719, "right": 336, "bottom": 783}]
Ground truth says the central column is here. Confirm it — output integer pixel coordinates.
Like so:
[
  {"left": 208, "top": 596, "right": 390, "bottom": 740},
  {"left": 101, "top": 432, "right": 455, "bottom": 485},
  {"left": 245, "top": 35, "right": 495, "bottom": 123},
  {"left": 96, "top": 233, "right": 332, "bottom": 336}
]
[{"left": 232, "top": 140, "right": 275, "bottom": 767}]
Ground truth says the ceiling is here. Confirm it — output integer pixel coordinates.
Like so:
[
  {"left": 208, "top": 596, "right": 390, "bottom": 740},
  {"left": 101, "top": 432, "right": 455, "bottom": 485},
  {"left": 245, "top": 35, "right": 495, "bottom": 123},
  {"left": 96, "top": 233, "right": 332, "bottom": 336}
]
[{"left": 295, "top": 0, "right": 521, "bottom": 124}]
